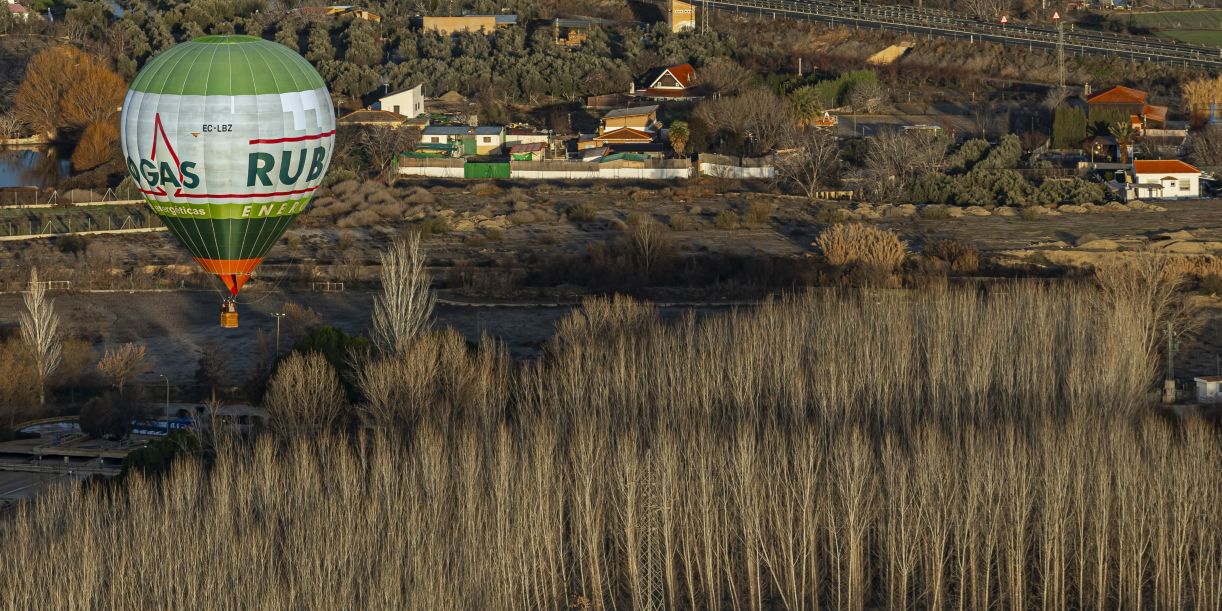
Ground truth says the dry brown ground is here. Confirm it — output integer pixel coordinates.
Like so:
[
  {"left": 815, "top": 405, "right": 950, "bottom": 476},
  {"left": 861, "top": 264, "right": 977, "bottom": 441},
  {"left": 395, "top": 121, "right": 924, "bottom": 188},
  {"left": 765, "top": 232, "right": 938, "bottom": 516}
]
[{"left": 3, "top": 181, "right": 1222, "bottom": 387}]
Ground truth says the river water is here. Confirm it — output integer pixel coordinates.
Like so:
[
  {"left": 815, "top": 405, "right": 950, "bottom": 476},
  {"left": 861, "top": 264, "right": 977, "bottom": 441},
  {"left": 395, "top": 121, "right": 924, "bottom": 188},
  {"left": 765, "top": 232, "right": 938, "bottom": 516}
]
[{"left": 0, "top": 147, "right": 73, "bottom": 189}]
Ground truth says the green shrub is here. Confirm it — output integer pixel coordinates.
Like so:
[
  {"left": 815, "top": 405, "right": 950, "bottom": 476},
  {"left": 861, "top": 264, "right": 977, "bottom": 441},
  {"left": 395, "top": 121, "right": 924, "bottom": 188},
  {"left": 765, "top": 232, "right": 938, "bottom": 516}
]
[
  {"left": 1020, "top": 207, "right": 1042, "bottom": 221},
  {"left": 80, "top": 393, "right": 136, "bottom": 439}
]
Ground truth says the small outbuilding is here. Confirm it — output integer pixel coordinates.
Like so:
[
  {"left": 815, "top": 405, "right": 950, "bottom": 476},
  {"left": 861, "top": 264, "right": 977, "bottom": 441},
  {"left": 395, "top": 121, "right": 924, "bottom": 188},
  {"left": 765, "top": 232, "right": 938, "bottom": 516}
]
[{"left": 1194, "top": 376, "right": 1222, "bottom": 403}]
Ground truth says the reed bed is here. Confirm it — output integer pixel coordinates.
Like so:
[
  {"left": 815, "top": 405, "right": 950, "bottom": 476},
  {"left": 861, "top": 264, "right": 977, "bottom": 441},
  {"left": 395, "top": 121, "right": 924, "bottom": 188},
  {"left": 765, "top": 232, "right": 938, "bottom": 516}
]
[{"left": 0, "top": 285, "right": 1218, "bottom": 610}]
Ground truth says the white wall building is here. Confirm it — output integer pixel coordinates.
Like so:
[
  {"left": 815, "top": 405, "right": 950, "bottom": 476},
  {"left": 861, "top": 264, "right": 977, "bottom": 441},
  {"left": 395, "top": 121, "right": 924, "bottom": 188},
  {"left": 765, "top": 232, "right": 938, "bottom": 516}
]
[
  {"left": 1124, "top": 159, "right": 1202, "bottom": 201},
  {"left": 1194, "top": 376, "right": 1222, "bottom": 404},
  {"left": 377, "top": 84, "right": 424, "bottom": 119}
]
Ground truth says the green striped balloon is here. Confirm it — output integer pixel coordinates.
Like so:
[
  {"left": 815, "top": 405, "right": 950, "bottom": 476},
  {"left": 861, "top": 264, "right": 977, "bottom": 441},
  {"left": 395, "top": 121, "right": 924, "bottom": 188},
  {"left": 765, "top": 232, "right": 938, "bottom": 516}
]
[{"left": 119, "top": 35, "right": 335, "bottom": 296}]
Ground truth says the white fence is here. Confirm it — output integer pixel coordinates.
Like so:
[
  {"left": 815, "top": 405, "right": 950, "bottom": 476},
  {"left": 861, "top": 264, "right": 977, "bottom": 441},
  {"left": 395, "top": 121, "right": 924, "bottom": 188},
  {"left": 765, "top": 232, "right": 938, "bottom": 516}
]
[
  {"left": 398, "top": 165, "right": 467, "bottom": 178},
  {"left": 398, "top": 159, "right": 694, "bottom": 180},
  {"left": 698, "top": 154, "right": 777, "bottom": 179}
]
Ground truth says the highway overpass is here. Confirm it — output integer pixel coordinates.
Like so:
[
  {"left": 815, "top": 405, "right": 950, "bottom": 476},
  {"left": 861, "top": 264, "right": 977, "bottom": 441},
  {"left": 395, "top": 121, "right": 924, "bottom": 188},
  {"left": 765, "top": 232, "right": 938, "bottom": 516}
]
[{"left": 693, "top": 0, "right": 1222, "bottom": 72}]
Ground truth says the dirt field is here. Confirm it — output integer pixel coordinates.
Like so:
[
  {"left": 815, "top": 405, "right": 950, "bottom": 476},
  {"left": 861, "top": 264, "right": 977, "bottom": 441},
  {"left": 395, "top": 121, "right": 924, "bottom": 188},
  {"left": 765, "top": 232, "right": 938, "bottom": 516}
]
[{"left": 3, "top": 181, "right": 1222, "bottom": 393}]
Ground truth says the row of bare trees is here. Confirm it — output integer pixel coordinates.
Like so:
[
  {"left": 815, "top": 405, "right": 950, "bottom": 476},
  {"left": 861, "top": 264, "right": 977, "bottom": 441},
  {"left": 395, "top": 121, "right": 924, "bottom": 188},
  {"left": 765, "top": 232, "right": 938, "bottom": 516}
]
[{"left": 1, "top": 264, "right": 1216, "bottom": 607}]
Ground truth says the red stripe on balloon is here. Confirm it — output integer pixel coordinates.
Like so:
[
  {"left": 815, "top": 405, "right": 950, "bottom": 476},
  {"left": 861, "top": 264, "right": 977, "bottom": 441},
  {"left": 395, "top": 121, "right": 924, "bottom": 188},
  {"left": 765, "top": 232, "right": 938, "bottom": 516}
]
[
  {"left": 248, "top": 130, "right": 336, "bottom": 144},
  {"left": 140, "top": 186, "right": 319, "bottom": 198}
]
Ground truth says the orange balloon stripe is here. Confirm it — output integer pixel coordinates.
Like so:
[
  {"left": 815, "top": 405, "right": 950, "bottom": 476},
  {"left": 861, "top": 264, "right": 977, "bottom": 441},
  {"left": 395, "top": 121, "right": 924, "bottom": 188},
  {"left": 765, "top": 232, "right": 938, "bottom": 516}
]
[{"left": 193, "top": 257, "right": 262, "bottom": 296}]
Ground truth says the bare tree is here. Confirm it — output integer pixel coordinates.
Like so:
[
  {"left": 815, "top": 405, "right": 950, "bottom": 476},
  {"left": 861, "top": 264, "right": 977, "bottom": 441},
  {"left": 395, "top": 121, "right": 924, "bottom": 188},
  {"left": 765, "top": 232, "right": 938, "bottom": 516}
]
[
  {"left": 626, "top": 220, "right": 674, "bottom": 283},
  {"left": 0, "top": 114, "right": 26, "bottom": 139},
  {"left": 775, "top": 128, "right": 841, "bottom": 200},
  {"left": 371, "top": 233, "right": 435, "bottom": 355},
  {"left": 699, "top": 58, "right": 755, "bottom": 98},
  {"left": 1188, "top": 125, "right": 1222, "bottom": 169},
  {"left": 863, "top": 128, "right": 950, "bottom": 200},
  {"left": 694, "top": 88, "right": 795, "bottom": 156},
  {"left": 357, "top": 125, "right": 419, "bottom": 184},
  {"left": 97, "top": 343, "right": 146, "bottom": 395},
  {"left": 264, "top": 351, "right": 347, "bottom": 436},
  {"left": 846, "top": 80, "right": 890, "bottom": 114},
  {"left": 20, "top": 268, "right": 60, "bottom": 406},
  {"left": 1042, "top": 86, "right": 1069, "bottom": 111}
]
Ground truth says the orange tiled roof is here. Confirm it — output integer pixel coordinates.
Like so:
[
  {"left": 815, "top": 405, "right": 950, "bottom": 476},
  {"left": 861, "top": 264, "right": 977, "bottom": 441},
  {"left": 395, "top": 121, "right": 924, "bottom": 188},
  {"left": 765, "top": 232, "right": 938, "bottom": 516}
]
[
  {"left": 1133, "top": 159, "right": 1201, "bottom": 174},
  {"left": 595, "top": 127, "right": 655, "bottom": 143},
  {"left": 1142, "top": 104, "right": 1168, "bottom": 122},
  {"left": 1087, "top": 85, "right": 1148, "bottom": 105}
]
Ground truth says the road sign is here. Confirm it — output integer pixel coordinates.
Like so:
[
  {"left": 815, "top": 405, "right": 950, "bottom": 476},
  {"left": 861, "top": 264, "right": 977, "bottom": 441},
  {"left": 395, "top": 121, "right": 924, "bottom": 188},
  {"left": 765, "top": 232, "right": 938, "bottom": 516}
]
[
  {"left": 1052, "top": 11, "right": 1061, "bottom": 20},
  {"left": 1001, "top": 15, "right": 1008, "bottom": 25}
]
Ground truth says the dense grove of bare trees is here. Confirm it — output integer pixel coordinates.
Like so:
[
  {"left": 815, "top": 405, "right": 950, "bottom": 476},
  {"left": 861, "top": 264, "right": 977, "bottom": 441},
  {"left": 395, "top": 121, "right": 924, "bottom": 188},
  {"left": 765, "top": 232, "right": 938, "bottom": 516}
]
[{"left": 0, "top": 278, "right": 1218, "bottom": 608}]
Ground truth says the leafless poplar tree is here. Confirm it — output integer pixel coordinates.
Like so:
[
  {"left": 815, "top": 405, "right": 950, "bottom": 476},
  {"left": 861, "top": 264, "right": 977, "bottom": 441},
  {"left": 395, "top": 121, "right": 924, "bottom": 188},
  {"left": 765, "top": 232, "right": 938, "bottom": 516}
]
[
  {"left": 627, "top": 220, "right": 674, "bottom": 284},
  {"left": 97, "top": 343, "right": 146, "bottom": 395},
  {"left": 371, "top": 233, "right": 435, "bottom": 355},
  {"left": 20, "top": 268, "right": 61, "bottom": 406},
  {"left": 264, "top": 351, "right": 347, "bottom": 437}
]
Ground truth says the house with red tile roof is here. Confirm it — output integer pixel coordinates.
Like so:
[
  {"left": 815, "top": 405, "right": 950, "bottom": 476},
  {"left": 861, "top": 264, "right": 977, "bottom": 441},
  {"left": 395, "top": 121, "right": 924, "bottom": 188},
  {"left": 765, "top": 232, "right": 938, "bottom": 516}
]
[
  {"left": 6, "top": 0, "right": 32, "bottom": 21},
  {"left": 636, "top": 64, "right": 704, "bottom": 101},
  {"left": 1122, "top": 159, "right": 1202, "bottom": 201},
  {"left": 1087, "top": 85, "right": 1168, "bottom": 130}
]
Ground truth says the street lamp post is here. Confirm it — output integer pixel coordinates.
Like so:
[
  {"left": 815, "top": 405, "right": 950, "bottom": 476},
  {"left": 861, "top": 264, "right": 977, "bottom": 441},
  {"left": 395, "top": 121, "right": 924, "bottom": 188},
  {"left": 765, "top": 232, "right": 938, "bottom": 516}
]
[
  {"left": 157, "top": 374, "right": 169, "bottom": 418},
  {"left": 272, "top": 312, "right": 286, "bottom": 354}
]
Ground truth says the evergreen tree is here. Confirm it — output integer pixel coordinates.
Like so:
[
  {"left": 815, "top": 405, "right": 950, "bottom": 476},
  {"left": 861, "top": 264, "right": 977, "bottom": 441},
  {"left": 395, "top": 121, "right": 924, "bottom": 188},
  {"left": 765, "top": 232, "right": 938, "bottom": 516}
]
[
  {"left": 344, "top": 18, "right": 381, "bottom": 66},
  {"left": 306, "top": 23, "right": 335, "bottom": 63},
  {"left": 1052, "top": 106, "right": 1087, "bottom": 149}
]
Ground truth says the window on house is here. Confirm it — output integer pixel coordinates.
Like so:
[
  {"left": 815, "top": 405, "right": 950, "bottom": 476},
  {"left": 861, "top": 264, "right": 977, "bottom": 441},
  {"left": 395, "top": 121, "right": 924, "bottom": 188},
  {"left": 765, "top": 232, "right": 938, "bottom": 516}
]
[
  {"left": 393, "top": 105, "right": 400, "bottom": 114},
  {"left": 483, "top": 136, "right": 492, "bottom": 143},
  {"left": 1180, "top": 180, "right": 1191, "bottom": 191},
  {"left": 431, "top": 137, "right": 440, "bottom": 143}
]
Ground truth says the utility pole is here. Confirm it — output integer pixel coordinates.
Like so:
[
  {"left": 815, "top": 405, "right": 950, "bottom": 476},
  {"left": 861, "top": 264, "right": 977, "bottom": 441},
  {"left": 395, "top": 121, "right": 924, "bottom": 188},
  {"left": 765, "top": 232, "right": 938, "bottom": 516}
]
[
  {"left": 158, "top": 374, "right": 170, "bottom": 418},
  {"left": 272, "top": 312, "right": 286, "bottom": 354},
  {"left": 1053, "top": 10, "right": 1065, "bottom": 90},
  {"left": 1164, "top": 320, "right": 1177, "bottom": 404}
]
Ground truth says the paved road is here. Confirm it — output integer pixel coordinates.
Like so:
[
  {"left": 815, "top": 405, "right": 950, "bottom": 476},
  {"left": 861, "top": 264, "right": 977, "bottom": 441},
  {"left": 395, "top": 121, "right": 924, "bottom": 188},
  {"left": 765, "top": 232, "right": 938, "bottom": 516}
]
[{"left": 703, "top": 0, "right": 1222, "bottom": 71}]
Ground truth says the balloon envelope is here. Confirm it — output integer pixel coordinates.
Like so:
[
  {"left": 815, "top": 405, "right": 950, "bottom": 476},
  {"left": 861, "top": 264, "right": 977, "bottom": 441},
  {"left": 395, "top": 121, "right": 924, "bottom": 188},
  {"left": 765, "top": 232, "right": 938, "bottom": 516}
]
[{"left": 120, "top": 35, "right": 335, "bottom": 295}]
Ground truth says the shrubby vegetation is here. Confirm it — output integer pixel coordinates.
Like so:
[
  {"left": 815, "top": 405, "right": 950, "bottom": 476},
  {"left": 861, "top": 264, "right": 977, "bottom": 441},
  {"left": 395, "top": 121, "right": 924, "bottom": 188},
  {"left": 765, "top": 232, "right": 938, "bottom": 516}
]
[{"left": 901, "top": 134, "right": 1104, "bottom": 206}]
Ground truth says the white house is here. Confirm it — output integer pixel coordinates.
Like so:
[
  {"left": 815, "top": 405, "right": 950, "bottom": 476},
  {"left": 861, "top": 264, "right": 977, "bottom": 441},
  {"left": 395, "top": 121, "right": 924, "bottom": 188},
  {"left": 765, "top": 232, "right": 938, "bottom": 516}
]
[
  {"left": 6, "top": 0, "right": 32, "bottom": 21},
  {"left": 1194, "top": 376, "right": 1222, "bottom": 403},
  {"left": 1123, "top": 159, "right": 1202, "bottom": 201},
  {"left": 377, "top": 84, "right": 424, "bottom": 119}
]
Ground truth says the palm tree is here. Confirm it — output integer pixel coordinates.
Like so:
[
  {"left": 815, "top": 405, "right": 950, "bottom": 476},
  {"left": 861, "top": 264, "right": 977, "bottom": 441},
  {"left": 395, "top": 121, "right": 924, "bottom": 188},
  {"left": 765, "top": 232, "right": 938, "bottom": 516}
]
[
  {"left": 668, "top": 120, "right": 690, "bottom": 158},
  {"left": 1109, "top": 120, "right": 1137, "bottom": 164}
]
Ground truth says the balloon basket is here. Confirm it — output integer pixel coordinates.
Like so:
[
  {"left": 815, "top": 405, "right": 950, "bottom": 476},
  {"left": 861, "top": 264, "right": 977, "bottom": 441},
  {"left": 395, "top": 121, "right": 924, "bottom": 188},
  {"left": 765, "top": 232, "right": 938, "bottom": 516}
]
[{"left": 220, "top": 298, "right": 239, "bottom": 329}]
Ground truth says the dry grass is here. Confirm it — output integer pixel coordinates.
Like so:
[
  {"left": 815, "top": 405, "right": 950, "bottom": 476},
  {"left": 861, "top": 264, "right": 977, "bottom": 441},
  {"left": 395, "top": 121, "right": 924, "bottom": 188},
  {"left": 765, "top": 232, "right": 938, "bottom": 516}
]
[
  {"left": 0, "top": 286, "right": 1218, "bottom": 609},
  {"left": 925, "top": 238, "right": 981, "bottom": 274},
  {"left": 817, "top": 223, "right": 908, "bottom": 270}
]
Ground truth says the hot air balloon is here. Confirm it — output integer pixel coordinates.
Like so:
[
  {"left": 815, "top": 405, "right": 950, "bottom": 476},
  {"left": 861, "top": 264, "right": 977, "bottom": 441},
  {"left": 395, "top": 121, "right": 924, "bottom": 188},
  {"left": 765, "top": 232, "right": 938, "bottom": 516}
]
[{"left": 119, "top": 35, "right": 335, "bottom": 328}]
